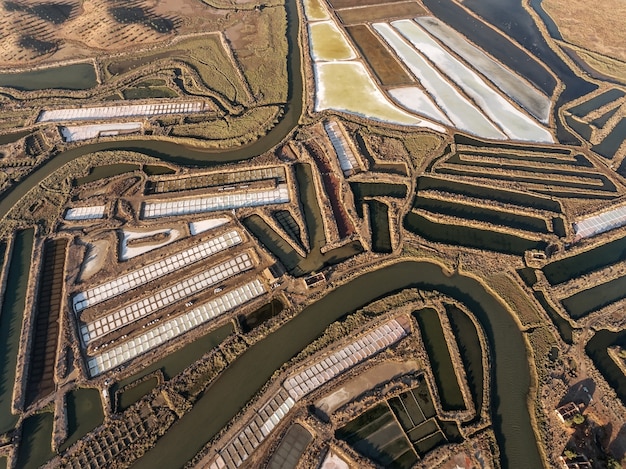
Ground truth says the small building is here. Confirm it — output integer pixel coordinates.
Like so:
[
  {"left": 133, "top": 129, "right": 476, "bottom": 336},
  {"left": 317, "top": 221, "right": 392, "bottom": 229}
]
[
  {"left": 304, "top": 272, "right": 325, "bottom": 288},
  {"left": 555, "top": 402, "right": 580, "bottom": 423},
  {"left": 559, "top": 454, "right": 592, "bottom": 469}
]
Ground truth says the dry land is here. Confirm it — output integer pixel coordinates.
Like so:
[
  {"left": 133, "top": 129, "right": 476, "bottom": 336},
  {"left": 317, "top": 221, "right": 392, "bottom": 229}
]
[{"left": 542, "top": 0, "right": 626, "bottom": 80}]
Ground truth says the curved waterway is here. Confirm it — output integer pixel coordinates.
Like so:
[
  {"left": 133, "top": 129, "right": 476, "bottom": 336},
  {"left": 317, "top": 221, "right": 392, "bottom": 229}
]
[{"left": 133, "top": 261, "right": 541, "bottom": 469}]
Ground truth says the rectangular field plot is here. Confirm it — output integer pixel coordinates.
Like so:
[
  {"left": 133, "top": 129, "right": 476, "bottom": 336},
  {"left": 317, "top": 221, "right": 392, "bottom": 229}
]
[
  {"left": 72, "top": 230, "right": 242, "bottom": 313},
  {"left": 141, "top": 184, "right": 290, "bottom": 218},
  {"left": 561, "top": 274, "right": 626, "bottom": 319},
  {"left": 87, "top": 279, "right": 266, "bottom": 376},
  {"left": 567, "top": 89, "right": 625, "bottom": 118},
  {"left": 146, "top": 167, "right": 286, "bottom": 194},
  {"left": 542, "top": 235, "right": 626, "bottom": 285},
  {"left": 336, "top": 404, "right": 418, "bottom": 469},
  {"left": 329, "top": 0, "right": 408, "bottom": 9},
  {"left": 345, "top": 25, "right": 414, "bottom": 86},
  {"left": 574, "top": 203, "right": 626, "bottom": 239},
  {"left": 414, "top": 195, "right": 549, "bottom": 233},
  {"left": 416, "top": 17, "right": 550, "bottom": 123},
  {"left": 337, "top": 2, "right": 426, "bottom": 25},
  {"left": 400, "top": 389, "right": 430, "bottom": 421},
  {"left": 406, "top": 419, "right": 439, "bottom": 442},
  {"left": 38, "top": 102, "right": 206, "bottom": 123},
  {"left": 417, "top": 176, "right": 562, "bottom": 212}
]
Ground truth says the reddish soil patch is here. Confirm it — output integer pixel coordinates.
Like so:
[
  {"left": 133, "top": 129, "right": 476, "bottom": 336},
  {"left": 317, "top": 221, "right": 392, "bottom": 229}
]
[
  {"left": 345, "top": 24, "right": 414, "bottom": 87},
  {"left": 306, "top": 141, "right": 355, "bottom": 239}
]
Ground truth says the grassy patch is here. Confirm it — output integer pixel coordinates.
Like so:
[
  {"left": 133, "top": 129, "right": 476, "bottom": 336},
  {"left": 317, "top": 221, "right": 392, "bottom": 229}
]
[{"left": 485, "top": 273, "right": 542, "bottom": 326}]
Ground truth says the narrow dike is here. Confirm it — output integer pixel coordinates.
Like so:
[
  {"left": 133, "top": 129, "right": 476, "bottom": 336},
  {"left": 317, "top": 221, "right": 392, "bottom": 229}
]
[{"left": 25, "top": 238, "right": 68, "bottom": 406}]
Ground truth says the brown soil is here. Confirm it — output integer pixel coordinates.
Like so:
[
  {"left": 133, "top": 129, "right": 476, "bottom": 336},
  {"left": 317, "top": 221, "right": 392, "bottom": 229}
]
[
  {"left": 542, "top": 0, "right": 626, "bottom": 63},
  {"left": 337, "top": 2, "right": 427, "bottom": 25},
  {"left": 0, "top": 0, "right": 228, "bottom": 68}
]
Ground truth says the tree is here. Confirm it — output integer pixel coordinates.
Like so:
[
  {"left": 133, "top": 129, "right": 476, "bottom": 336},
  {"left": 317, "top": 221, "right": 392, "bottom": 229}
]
[{"left": 570, "top": 413, "right": 585, "bottom": 425}]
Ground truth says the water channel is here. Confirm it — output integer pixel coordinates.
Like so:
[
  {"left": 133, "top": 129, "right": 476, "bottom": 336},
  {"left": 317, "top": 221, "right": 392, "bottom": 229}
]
[
  {"left": 132, "top": 261, "right": 542, "bottom": 469},
  {"left": 0, "top": 229, "right": 34, "bottom": 434},
  {"left": 0, "top": 63, "right": 97, "bottom": 91}
]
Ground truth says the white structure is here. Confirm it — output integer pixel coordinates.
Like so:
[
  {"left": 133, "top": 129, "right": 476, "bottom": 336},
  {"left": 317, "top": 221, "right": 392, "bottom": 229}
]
[
  {"left": 324, "top": 121, "right": 360, "bottom": 176},
  {"left": 64, "top": 206, "right": 106, "bottom": 221},
  {"left": 87, "top": 279, "right": 267, "bottom": 376},
  {"left": 282, "top": 319, "right": 407, "bottom": 400},
  {"left": 37, "top": 102, "right": 206, "bottom": 123},
  {"left": 189, "top": 217, "right": 230, "bottom": 235},
  {"left": 80, "top": 253, "right": 255, "bottom": 345},
  {"left": 141, "top": 185, "right": 290, "bottom": 219},
  {"left": 60, "top": 122, "right": 143, "bottom": 142},
  {"left": 574, "top": 205, "right": 626, "bottom": 239},
  {"left": 72, "top": 230, "right": 242, "bottom": 313},
  {"left": 211, "top": 319, "right": 408, "bottom": 469}
]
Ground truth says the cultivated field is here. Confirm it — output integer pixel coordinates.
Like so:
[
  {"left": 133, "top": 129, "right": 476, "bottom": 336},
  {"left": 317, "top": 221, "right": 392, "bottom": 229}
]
[{"left": 0, "top": 0, "right": 227, "bottom": 67}]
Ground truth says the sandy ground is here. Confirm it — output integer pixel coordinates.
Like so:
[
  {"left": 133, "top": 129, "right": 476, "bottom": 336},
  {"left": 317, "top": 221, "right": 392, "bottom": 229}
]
[
  {"left": 542, "top": 0, "right": 626, "bottom": 62},
  {"left": 319, "top": 450, "right": 350, "bottom": 469},
  {"left": 314, "top": 360, "right": 420, "bottom": 416},
  {"left": 78, "top": 240, "right": 109, "bottom": 281}
]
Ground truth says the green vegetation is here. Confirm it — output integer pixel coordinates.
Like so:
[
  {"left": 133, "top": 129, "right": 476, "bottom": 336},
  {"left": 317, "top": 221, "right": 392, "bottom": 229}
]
[
  {"left": 122, "top": 86, "right": 178, "bottom": 100},
  {"left": 569, "top": 413, "right": 585, "bottom": 425},
  {"left": 103, "top": 34, "right": 250, "bottom": 104},
  {"left": 486, "top": 274, "right": 542, "bottom": 326}
]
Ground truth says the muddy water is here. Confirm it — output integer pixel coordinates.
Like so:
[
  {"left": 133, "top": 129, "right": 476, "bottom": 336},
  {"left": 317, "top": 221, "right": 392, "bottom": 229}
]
[
  {"left": 16, "top": 413, "right": 54, "bottom": 469},
  {"left": 133, "top": 261, "right": 542, "bottom": 469},
  {"left": 446, "top": 304, "right": 485, "bottom": 415},
  {"left": 60, "top": 388, "right": 105, "bottom": 452},
  {"left": 0, "top": 63, "right": 97, "bottom": 91},
  {"left": 585, "top": 329, "right": 626, "bottom": 404},
  {"left": 0, "top": 130, "right": 31, "bottom": 145},
  {"left": 0, "top": 229, "right": 33, "bottom": 434},
  {"left": 413, "top": 308, "right": 465, "bottom": 410}
]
